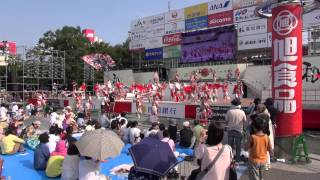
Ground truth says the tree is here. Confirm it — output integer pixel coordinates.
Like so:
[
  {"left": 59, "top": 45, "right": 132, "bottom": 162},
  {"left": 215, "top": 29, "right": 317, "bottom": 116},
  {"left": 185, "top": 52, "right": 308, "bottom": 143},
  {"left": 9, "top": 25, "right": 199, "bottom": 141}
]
[{"left": 37, "top": 26, "right": 130, "bottom": 89}]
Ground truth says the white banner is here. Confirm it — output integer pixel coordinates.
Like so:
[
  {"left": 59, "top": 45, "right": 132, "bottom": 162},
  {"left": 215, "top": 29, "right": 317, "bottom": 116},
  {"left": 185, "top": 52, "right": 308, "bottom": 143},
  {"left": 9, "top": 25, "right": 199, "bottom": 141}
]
[
  {"left": 130, "top": 29, "right": 147, "bottom": 41},
  {"left": 145, "top": 36, "right": 163, "bottom": 49},
  {"left": 234, "top": 6, "right": 260, "bottom": 23},
  {"left": 131, "top": 101, "right": 185, "bottom": 119},
  {"left": 238, "top": 33, "right": 270, "bottom": 50},
  {"left": 129, "top": 39, "right": 145, "bottom": 50},
  {"left": 131, "top": 18, "right": 147, "bottom": 31},
  {"left": 237, "top": 18, "right": 267, "bottom": 36},
  {"left": 208, "top": 0, "right": 233, "bottom": 15},
  {"left": 303, "top": 9, "right": 320, "bottom": 29},
  {"left": 233, "top": 0, "right": 264, "bottom": 9},
  {"left": 144, "top": 14, "right": 165, "bottom": 27},
  {"left": 146, "top": 25, "right": 165, "bottom": 38},
  {"left": 164, "top": 21, "right": 185, "bottom": 35},
  {"left": 165, "top": 9, "right": 185, "bottom": 23}
]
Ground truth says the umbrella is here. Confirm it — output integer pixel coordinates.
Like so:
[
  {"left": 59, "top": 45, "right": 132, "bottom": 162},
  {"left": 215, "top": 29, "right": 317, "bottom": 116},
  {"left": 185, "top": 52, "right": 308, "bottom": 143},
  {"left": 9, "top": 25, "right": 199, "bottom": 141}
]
[
  {"left": 76, "top": 129, "right": 124, "bottom": 160},
  {"left": 129, "top": 137, "right": 178, "bottom": 177}
]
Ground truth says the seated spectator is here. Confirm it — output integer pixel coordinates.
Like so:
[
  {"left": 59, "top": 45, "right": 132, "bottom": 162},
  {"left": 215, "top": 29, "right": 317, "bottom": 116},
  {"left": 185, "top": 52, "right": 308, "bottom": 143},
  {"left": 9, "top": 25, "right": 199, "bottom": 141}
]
[
  {"left": 0, "top": 104, "right": 8, "bottom": 129},
  {"left": 45, "top": 155, "right": 65, "bottom": 177},
  {"left": 47, "top": 126, "right": 60, "bottom": 153},
  {"left": 128, "top": 166, "right": 160, "bottom": 180},
  {"left": 50, "top": 108, "right": 58, "bottom": 125},
  {"left": 34, "top": 133, "right": 50, "bottom": 170},
  {"left": 121, "top": 121, "right": 132, "bottom": 144},
  {"left": 179, "top": 121, "right": 195, "bottom": 148},
  {"left": 129, "top": 121, "right": 141, "bottom": 144},
  {"left": 51, "top": 140, "right": 67, "bottom": 157},
  {"left": 25, "top": 120, "right": 42, "bottom": 139},
  {"left": 168, "top": 119, "right": 178, "bottom": 142},
  {"left": 99, "top": 110, "right": 109, "bottom": 128},
  {"left": 145, "top": 122, "right": 159, "bottom": 138},
  {"left": 157, "top": 123, "right": 166, "bottom": 140},
  {"left": 61, "top": 138, "right": 80, "bottom": 180},
  {"left": 1, "top": 127, "right": 25, "bottom": 154},
  {"left": 119, "top": 112, "right": 128, "bottom": 128},
  {"left": 79, "top": 156, "right": 109, "bottom": 180},
  {"left": 161, "top": 130, "right": 175, "bottom": 151},
  {"left": 77, "top": 112, "right": 85, "bottom": 128}
]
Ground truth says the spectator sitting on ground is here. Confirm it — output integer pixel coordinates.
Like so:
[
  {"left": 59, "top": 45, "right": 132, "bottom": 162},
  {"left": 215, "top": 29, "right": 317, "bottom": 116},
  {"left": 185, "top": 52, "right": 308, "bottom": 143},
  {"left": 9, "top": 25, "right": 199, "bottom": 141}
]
[
  {"left": 49, "top": 108, "right": 58, "bottom": 126},
  {"left": 179, "top": 121, "right": 195, "bottom": 148},
  {"left": 47, "top": 126, "right": 60, "bottom": 153},
  {"left": 121, "top": 121, "right": 132, "bottom": 144},
  {"left": 61, "top": 137, "right": 80, "bottom": 180},
  {"left": 79, "top": 156, "right": 110, "bottom": 180},
  {"left": 34, "top": 133, "right": 50, "bottom": 170},
  {"left": 145, "top": 122, "right": 159, "bottom": 138},
  {"left": 0, "top": 103, "right": 8, "bottom": 129},
  {"left": 119, "top": 112, "right": 128, "bottom": 128},
  {"left": 161, "top": 129, "right": 175, "bottom": 151},
  {"left": 157, "top": 123, "right": 166, "bottom": 140},
  {"left": 168, "top": 118, "right": 178, "bottom": 142},
  {"left": 129, "top": 121, "right": 141, "bottom": 145},
  {"left": 25, "top": 120, "right": 42, "bottom": 139},
  {"left": 99, "top": 110, "right": 109, "bottom": 128},
  {"left": 0, "top": 127, "right": 25, "bottom": 154}
]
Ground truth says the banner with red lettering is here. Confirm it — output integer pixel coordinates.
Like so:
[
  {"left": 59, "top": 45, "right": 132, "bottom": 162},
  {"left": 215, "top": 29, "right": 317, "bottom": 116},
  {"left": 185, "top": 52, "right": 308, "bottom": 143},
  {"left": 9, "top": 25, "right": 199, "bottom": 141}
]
[{"left": 272, "top": 3, "right": 302, "bottom": 137}]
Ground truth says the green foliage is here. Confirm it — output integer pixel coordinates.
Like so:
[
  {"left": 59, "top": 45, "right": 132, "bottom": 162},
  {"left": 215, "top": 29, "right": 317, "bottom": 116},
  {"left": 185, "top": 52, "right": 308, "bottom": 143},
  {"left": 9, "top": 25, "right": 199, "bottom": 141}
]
[{"left": 37, "top": 26, "right": 131, "bottom": 88}]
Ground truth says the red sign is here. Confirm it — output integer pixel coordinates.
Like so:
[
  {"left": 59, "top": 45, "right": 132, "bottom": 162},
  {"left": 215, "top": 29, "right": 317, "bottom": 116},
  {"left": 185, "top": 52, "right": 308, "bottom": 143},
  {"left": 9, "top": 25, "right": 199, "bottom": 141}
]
[
  {"left": 163, "top": 34, "right": 182, "bottom": 46},
  {"left": 208, "top": 10, "right": 233, "bottom": 28},
  {"left": 82, "top": 29, "right": 95, "bottom": 43},
  {"left": 272, "top": 3, "right": 303, "bottom": 137},
  {"left": 0, "top": 41, "right": 16, "bottom": 55}
]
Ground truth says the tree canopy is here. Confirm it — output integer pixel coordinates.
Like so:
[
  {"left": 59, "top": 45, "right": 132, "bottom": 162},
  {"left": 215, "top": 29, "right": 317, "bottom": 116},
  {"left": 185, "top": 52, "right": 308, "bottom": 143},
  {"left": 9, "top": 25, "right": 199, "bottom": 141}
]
[{"left": 37, "top": 26, "right": 131, "bottom": 89}]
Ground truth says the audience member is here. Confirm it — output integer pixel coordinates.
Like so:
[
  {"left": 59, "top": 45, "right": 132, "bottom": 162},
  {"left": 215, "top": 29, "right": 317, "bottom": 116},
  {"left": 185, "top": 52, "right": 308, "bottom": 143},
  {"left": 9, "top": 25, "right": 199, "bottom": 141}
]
[
  {"left": 34, "top": 133, "right": 50, "bottom": 170},
  {"left": 1, "top": 127, "right": 25, "bottom": 154},
  {"left": 161, "top": 130, "right": 175, "bottom": 151},
  {"left": 61, "top": 138, "right": 80, "bottom": 180},
  {"left": 47, "top": 126, "right": 60, "bottom": 153},
  {"left": 226, "top": 98, "right": 246, "bottom": 162},
  {"left": 168, "top": 118, "right": 178, "bottom": 142},
  {"left": 129, "top": 121, "right": 141, "bottom": 144},
  {"left": 157, "top": 123, "right": 166, "bottom": 140},
  {"left": 79, "top": 156, "right": 109, "bottom": 180},
  {"left": 179, "top": 121, "right": 194, "bottom": 148},
  {"left": 194, "top": 123, "right": 232, "bottom": 180},
  {"left": 192, "top": 120, "right": 204, "bottom": 147}
]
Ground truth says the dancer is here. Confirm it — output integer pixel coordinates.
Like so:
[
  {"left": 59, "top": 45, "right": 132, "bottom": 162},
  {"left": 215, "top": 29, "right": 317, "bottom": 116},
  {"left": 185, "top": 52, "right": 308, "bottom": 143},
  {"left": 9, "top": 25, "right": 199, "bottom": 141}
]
[
  {"left": 210, "top": 69, "right": 217, "bottom": 82},
  {"left": 135, "top": 94, "right": 143, "bottom": 119},
  {"left": 227, "top": 69, "right": 233, "bottom": 82},
  {"left": 223, "top": 81, "right": 230, "bottom": 101},
  {"left": 235, "top": 68, "right": 240, "bottom": 80},
  {"left": 150, "top": 95, "right": 159, "bottom": 123}
]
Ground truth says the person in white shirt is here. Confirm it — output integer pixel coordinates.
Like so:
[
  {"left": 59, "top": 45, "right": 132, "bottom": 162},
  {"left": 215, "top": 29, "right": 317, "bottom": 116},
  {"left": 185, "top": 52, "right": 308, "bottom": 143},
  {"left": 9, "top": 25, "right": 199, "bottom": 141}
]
[
  {"left": 99, "top": 111, "right": 109, "bottom": 128},
  {"left": 11, "top": 103, "right": 19, "bottom": 116},
  {"left": 129, "top": 121, "right": 141, "bottom": 145},
  {"left": 49, "top": 109, "right": 58, "bottom": 126},
  {"left": 47, "top": 126, "right": 60, "bottom": 153},
  {"left": 79, "top": 156, "right": 108, "bottom": 180},
  {"left": 0, "top": 104, "right": 8, "bottom": 129}
]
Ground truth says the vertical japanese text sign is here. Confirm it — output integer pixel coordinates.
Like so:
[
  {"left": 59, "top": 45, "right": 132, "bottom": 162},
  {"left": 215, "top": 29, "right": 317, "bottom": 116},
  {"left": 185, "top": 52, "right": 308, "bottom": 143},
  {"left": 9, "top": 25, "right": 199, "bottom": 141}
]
[{"left": 272, "top": 3, "right": 302, "bottom": 137}]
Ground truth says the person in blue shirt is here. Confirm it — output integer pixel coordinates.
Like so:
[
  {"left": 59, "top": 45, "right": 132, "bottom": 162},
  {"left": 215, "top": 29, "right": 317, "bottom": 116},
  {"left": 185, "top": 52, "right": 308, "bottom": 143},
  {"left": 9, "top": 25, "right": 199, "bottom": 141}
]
[{"left": 34, "top": 133, "right": 50, "bottom": 170}]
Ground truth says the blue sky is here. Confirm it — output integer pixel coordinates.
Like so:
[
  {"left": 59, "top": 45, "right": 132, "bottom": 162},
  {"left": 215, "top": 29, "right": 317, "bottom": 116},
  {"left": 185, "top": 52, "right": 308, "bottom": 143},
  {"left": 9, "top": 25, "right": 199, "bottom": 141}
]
[{"left": 1, "top": 0, "right": 209, "bottom": 46}]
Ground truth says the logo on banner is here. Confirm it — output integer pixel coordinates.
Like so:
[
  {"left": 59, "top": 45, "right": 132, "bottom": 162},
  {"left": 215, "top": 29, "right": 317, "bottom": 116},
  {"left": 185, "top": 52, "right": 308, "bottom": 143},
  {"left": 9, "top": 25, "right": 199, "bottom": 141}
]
[
  {"left": 209, "top": 0, "right": 231, "bottom": 11},
  {"left": 133, "top": 20, "right": 146, "bottom": 29},
  {"left": 273, "top": 10, "right": 298, "bottom": 36},
  {"left": 163, "top": 34, "right": 182, "bottom": 46},
  {"left": 171, "top": 11, "right": 178, "bottom": 18}
]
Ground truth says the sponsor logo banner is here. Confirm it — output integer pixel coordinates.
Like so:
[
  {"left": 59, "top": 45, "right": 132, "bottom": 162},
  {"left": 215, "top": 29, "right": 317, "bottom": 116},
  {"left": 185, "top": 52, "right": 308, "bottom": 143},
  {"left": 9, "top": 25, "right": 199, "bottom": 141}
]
[
  {"left": 144, "top": 14, "right": 165, "bottom": 27},
  {"left": 145, "top": 25, "right": 165, "bottom": 38},
  {"left": 163, "top": 34, "right": 182, "bottom": 46},
  {"left": 303, "top": 9, "right": 320, "bottom": 28},
  {"left": 208, "top": 0, "right": 232, "bottom": 15},
  {"left": 233, "top": 6, "right": 260, "bottom": 23},
  {"left": 238, "top": 33, "right": 270, "bottom": 50},
  {"left": 145, "top": 48, "right": 163, "bottom": 60},
  {"left": 129, "top": 39, "right": 145, "bottom": 50},
  {"left": 145, "top": 36, "right": 163, "bottom": 49},
  {"left": 272, "top": 4, "right": 303, "bottom": 136},
  {"left": 164, "top": 21, "right": 185, "bottom": 35},
  {"left": 130, "top": 29, "right": 147, "bottom": 41},
  {"left": 165, "top": 9, "right": 185, "bottom": 23},
  {"left": 185, "top": 16, "right": 208, "bottom": 31},
  {"left": 163, "top": 45, "right": 181, "bottom": 58},
  {"left": 233, "top": 0, "right": 264, "bottom": 9},
  {"left": 185, "top": 3, "right": 208, "bottom": 19},
  {"left": 131, "top": 18, "right": 147, "bottom": 30},
  {"left": 237, "top": 18, "right": 268, "bottom": 36},
  {"left": 208, "top": 10, "right": 233, "bottom": 28}
]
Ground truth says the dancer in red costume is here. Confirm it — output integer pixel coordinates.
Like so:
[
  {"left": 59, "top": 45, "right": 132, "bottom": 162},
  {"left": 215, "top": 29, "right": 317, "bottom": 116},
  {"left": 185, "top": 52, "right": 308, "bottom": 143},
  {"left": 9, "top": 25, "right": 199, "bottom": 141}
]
[
  {"left": 135, "top": 94, "right": 144, "bottom": 119},
  {"left": 223, "top": 81, "right": 230, "bottom": 101},
  {"left": 150, "top": 95, "right": 159, "bottom": 122}
]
